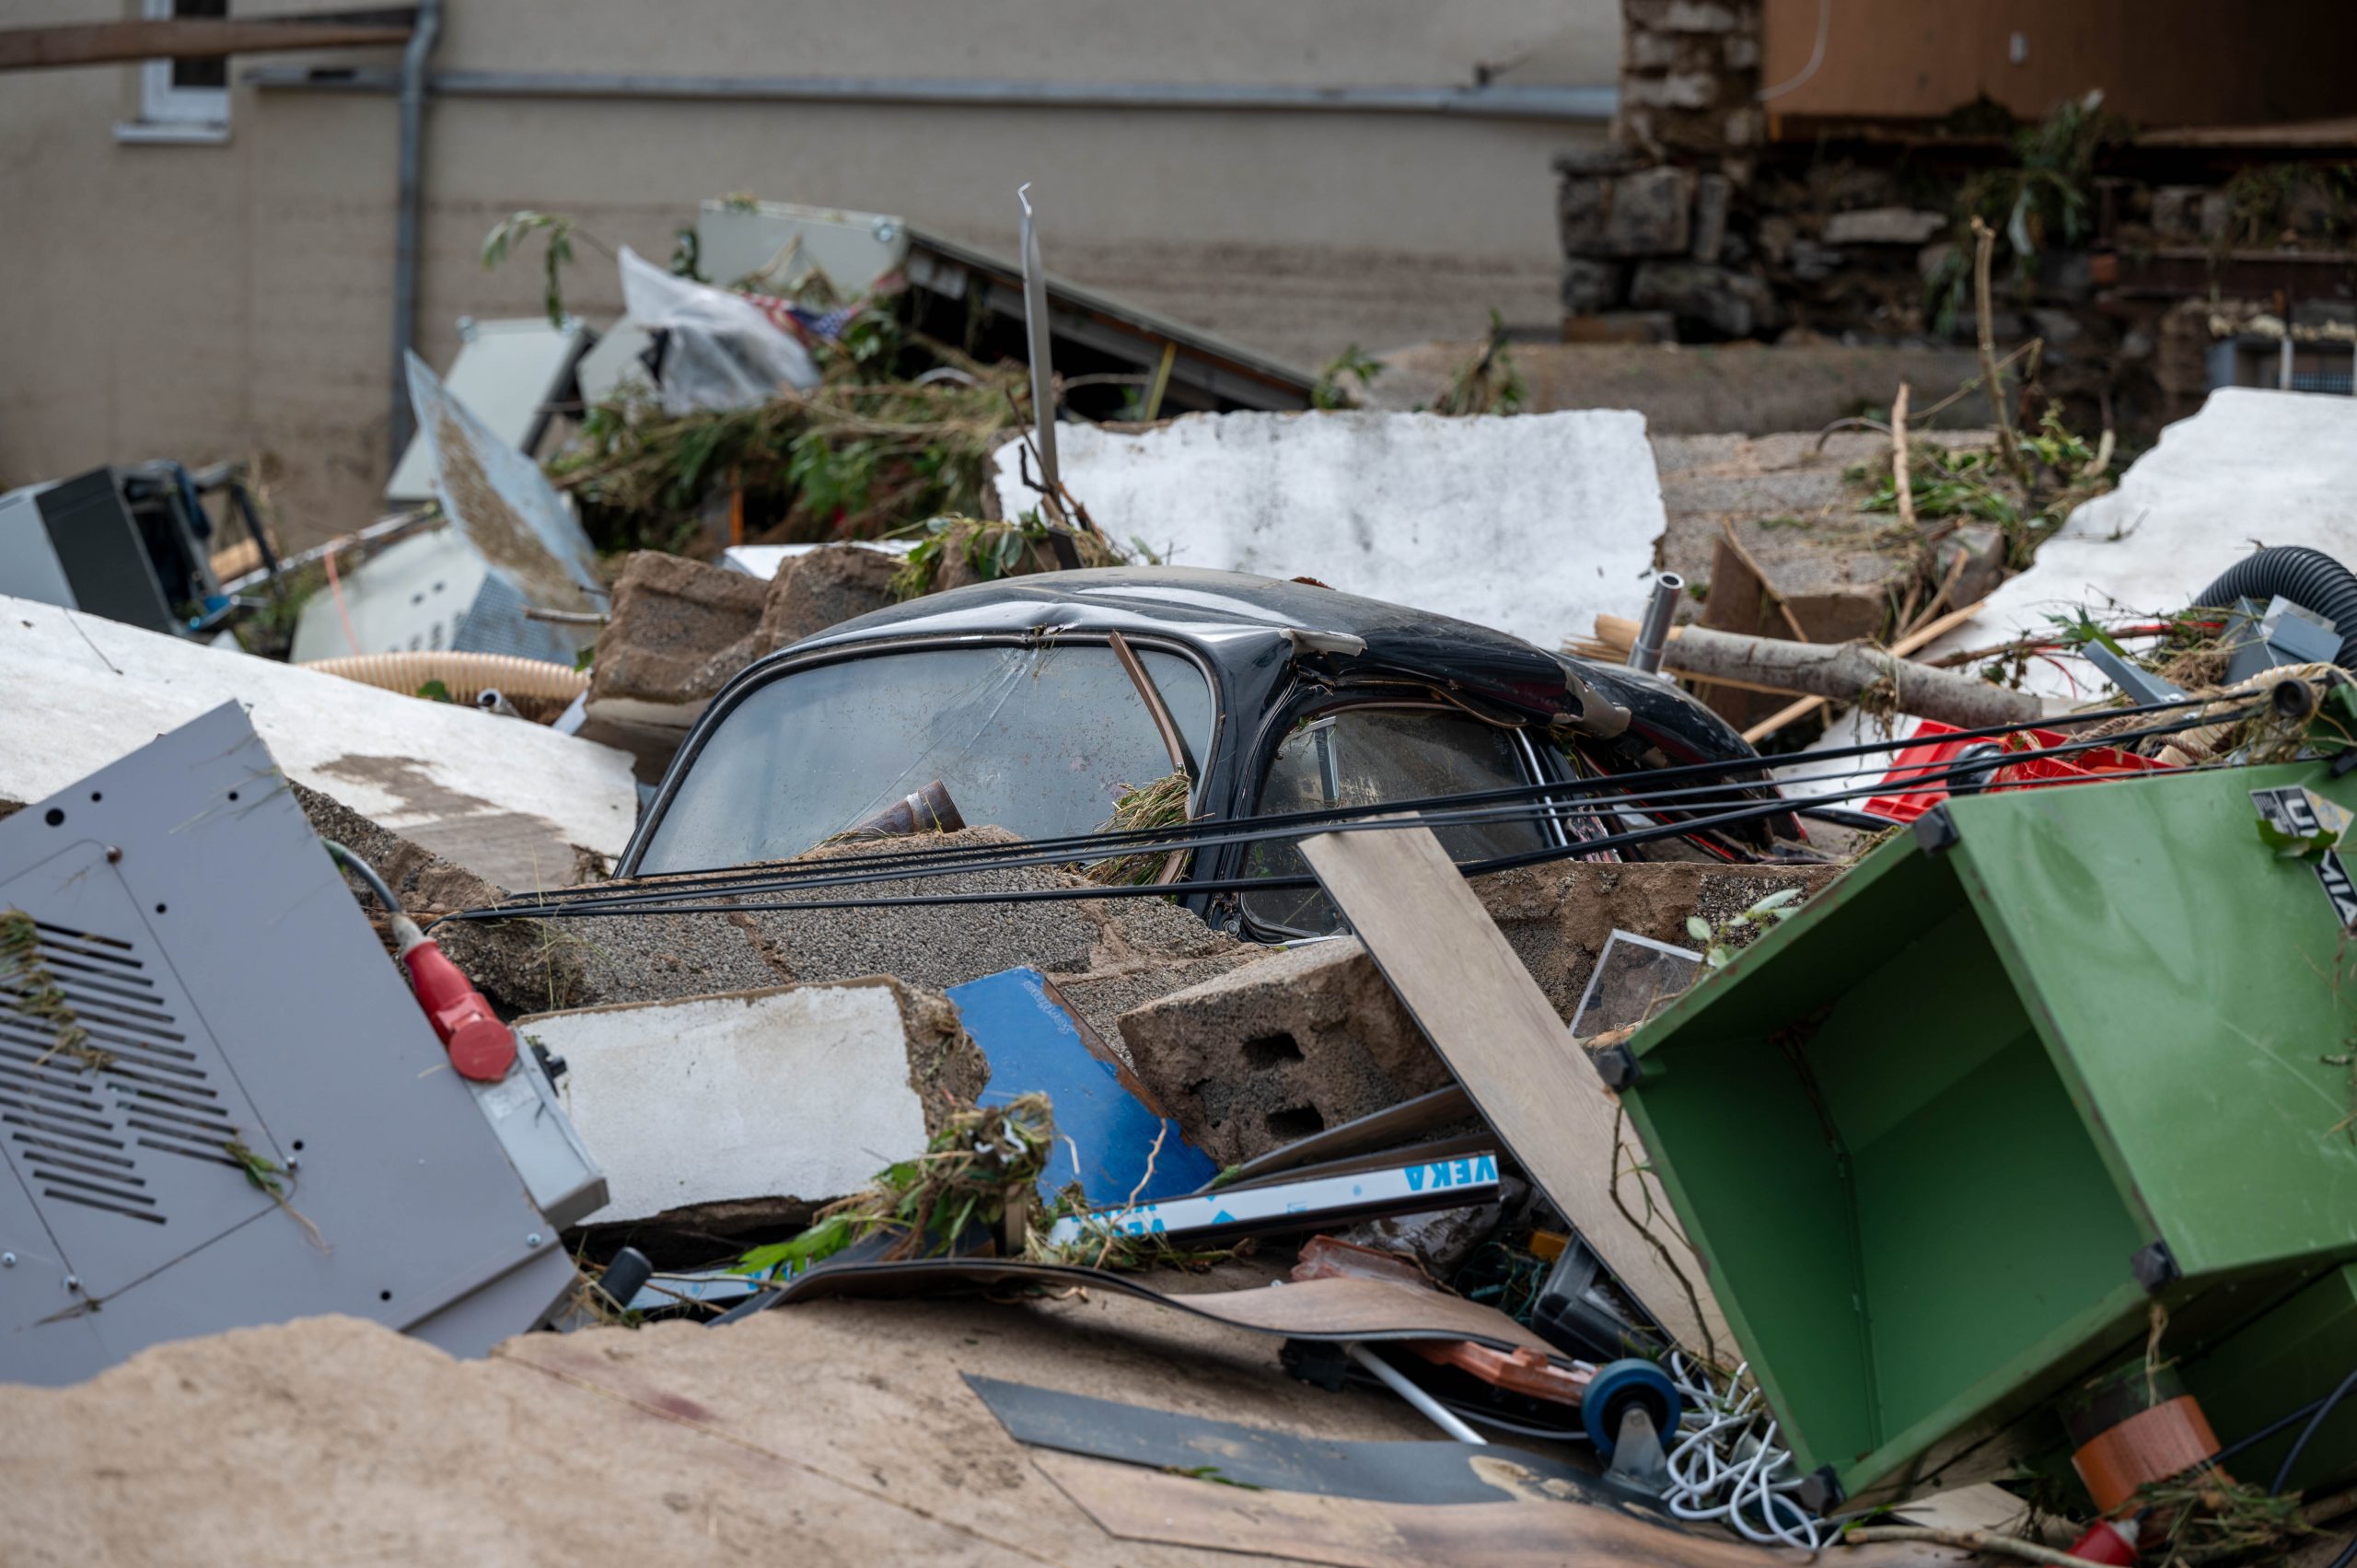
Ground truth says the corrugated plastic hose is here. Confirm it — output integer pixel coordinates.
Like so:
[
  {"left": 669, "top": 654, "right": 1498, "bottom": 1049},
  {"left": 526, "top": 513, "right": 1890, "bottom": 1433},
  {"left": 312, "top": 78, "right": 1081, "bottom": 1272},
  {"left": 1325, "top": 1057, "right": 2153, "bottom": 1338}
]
[
  {"left": 2193, "top": 546, "right": 2357, "bottom": 670},
  {"left": 300, "top": 651, "right": 588, "bottom": 703}
]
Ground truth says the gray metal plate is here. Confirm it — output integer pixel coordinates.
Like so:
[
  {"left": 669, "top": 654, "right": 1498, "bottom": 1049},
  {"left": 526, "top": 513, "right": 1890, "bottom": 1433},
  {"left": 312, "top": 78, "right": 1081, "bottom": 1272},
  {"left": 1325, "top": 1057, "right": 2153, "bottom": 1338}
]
[{"left": 0, "top": 703, "right": 571, "bottom": 1384}]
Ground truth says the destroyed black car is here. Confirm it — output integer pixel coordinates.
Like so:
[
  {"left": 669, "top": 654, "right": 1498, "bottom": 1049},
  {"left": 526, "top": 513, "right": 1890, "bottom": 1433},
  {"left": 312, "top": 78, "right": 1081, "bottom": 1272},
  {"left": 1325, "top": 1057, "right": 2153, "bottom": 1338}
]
[{"left": 621, "top": 567, "right": 1786, "bottom": 939}]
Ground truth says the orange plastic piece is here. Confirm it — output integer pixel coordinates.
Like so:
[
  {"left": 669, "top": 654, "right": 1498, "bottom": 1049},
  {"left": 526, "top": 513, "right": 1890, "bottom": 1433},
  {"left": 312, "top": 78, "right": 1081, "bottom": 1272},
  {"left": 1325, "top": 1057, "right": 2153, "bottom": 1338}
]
[
  {"left": 1404, "top": 1340, "right": 1593, "bottom": 1409},
  {"left": 1529, "top": 1229, "right": 1570, "bottom": 1262},
  {"left": 2071, "top": 1395, "right": 2223, "bottom": 1514}
]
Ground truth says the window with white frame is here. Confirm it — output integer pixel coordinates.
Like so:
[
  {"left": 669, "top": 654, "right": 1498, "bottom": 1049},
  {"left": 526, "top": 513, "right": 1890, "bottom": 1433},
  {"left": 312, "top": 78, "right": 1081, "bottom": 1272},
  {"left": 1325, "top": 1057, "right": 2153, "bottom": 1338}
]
[{"left": 122, "top": 0, "right": 230, "bottom": 140}]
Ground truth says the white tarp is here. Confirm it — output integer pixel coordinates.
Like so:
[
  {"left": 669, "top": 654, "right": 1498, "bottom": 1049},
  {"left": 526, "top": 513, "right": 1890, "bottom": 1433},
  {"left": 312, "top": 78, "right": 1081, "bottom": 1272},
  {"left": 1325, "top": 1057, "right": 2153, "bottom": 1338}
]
[
  {"left": 0, "top": 595, "right": 637, "bottom": 889},
  {"left": 989, "top": 410, "right": 1666, "bottom": 651}
]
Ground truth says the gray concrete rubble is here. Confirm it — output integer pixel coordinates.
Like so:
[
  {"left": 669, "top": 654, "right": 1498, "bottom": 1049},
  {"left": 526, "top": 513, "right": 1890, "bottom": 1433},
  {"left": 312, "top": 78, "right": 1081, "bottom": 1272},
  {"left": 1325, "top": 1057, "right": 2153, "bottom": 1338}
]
[
  {"left": 755, "top": 539, "right": 901, "bottom": 647},
  {"left": 1120, "top": 858, "right": 1831, "bottom": 1166},
  {"left": 447, "top": 827, "right": 1268, "bottom": 1058}
]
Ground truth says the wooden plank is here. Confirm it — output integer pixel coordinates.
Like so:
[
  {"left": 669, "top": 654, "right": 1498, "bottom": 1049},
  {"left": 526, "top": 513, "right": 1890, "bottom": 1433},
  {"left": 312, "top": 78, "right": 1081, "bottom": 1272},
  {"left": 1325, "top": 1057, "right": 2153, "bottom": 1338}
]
[
  {"left": 0, "top": 14, "right": 413, "bottom": 72},
  {"left": 1300, "top": 822, "right": 1731, "bottom": 1360}
]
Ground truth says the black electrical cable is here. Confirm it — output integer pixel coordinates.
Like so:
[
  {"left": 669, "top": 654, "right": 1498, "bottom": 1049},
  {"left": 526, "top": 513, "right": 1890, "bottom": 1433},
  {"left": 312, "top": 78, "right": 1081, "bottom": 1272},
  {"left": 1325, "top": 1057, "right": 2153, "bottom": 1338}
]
[
  {"left": 1799, "top": 805, "right": 1903, "bottom": 832},
  {"left": 437, "top": 746, "right": 2253, "bottom": 927},
  {"left": 323, "top": 840, "right": 401, "bottom": 915},
  {"left": 511, "top": 688, "right": 2253, "bottom": 908},
  {"left": 2272, "top": 1366, "right": 2357, "bottom": 1496},
  {"left": 438, "top": 711, "right": 2256, "bottom": 927},
  {"left": 460, "top": 707, "right": 2247, "bottom": 925}
]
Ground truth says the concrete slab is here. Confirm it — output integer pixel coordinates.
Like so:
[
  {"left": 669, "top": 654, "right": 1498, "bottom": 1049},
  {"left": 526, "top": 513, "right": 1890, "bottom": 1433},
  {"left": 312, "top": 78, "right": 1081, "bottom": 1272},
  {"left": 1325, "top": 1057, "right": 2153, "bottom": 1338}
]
[
  {"left": 993, "top": 410, "right": 1665, "bottom": 652},
  {"left": 0, "top": 595, "right": 636, "bottom": 891},
  {"left": 523, "top": 980, "right": 958, "bottom": 1225}
]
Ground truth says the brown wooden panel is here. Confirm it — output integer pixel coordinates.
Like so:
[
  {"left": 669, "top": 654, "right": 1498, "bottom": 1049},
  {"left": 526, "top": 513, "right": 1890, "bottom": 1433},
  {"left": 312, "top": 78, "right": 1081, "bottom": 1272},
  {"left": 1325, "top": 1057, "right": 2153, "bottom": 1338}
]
[
  {"left": 1759, "top": 0, "right": 2357, "bottom": 132},
  {"left": 0, "top": 15, "right": 412, "bottom": 72}
]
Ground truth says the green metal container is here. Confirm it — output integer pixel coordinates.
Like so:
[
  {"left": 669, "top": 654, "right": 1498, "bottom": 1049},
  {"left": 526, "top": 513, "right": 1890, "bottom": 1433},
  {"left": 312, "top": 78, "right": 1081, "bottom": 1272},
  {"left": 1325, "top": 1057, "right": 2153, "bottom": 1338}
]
[{"left": 1617, "top": 762, "right": 2357, "bottom": 1505}]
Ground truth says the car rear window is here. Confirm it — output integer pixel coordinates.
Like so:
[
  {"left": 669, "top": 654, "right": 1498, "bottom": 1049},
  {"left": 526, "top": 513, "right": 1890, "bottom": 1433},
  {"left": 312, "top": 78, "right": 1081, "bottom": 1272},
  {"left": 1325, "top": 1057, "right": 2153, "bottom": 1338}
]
[
  {"left": 636, "top": 642, "right": 1215, "bottom": 874},
  {"left": 1242, "top": 705, "right": 1544, "bottom": 938}
]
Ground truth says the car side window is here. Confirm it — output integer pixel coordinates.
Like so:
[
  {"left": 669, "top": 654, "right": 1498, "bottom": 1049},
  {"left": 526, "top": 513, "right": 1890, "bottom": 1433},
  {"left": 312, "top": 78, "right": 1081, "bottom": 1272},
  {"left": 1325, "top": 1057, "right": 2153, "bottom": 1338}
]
[{"left": 1241, "top": 705, "right": 1547, "bottom": 938}]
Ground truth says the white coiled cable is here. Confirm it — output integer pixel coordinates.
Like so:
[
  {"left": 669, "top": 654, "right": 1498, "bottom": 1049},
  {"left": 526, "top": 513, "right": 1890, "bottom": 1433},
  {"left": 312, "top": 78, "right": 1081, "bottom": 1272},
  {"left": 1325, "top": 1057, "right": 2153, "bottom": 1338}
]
[{"left": 1663, "top": 1354, "right": 1825, "bottom": 1550}]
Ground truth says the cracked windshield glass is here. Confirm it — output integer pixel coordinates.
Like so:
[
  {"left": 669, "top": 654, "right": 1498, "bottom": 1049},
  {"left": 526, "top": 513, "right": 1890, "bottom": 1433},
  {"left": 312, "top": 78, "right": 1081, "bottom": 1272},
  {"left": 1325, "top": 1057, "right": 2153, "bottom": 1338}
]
[{"left": 639, "top": 642, "right": 1213, "bottom": 873}]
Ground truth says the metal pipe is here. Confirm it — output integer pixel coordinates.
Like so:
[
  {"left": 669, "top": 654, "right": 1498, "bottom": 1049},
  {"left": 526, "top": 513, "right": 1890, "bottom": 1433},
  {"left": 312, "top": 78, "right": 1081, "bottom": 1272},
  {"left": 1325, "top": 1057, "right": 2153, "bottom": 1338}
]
[
  {"left": 388, "top": 0, "right": 442, "bottom": 466},
  {"left": 249, "top": 64, "right": 1617, "bottom": 121},
  {"left": 1345, "top": 1343, "right": 1488, "bottom": 1445},
  {"left": 1018, "top": 182, "right": 1059, "bottom": 498},
  {"left": 1630, "top": 572, "right": 1684, "bottom": 677}
]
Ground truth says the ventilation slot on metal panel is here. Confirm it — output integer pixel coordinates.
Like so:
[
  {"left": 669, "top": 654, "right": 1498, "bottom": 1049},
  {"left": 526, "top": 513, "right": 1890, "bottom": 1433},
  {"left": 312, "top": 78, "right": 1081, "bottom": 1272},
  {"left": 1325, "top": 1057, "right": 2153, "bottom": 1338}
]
[{"left": 0, "top": 922, "right": 234, "bottom": 1225}]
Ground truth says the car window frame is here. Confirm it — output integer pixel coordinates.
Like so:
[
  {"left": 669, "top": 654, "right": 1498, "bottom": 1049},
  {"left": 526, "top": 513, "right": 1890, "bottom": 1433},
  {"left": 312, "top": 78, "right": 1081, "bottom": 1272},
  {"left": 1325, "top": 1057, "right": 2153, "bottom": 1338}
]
[
  {"left": 1231, "top": 691, "right": 1565, "bottom": 942},
  {"left": 619, "top": 630, "right": 1227, "bottom": 877}
]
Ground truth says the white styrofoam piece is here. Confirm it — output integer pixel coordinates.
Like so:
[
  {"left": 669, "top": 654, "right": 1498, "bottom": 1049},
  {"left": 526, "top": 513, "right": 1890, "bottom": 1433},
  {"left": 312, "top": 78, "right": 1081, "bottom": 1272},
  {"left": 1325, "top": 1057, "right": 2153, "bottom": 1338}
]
[
  {"left": 532, "top": 982, "right": 925, "bottom": 1225},
  {"left": 387, "top": 319, "right": 588, "bottom": 502},
  {"left": 719, "top": 540, "right": 915, "bottom": 578},
  {"left": 1781, "top": 389, "right": 2357, "bottom": 800},
  {"left": 288, "top": 528, "right": 490, "bottom": 663},
  {"left": 0, "top": 594, "right": 636, "bottom": 890},
  {"left": 989, "top": 411, "right": 1666, "bottom": 652}
]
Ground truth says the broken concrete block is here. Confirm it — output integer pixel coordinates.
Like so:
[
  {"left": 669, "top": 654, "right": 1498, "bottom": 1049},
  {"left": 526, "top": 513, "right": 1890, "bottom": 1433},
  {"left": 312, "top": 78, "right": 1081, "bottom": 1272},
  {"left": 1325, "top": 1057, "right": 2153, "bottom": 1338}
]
[
  {"left": 1629, "top": 261, "right": 1774, "bottom": 337},
  {"left": 756, "top": 542, "right": 902, "bottom": 650},
  {"left": 1117, "top": 941, "right": 1453, "bottom": 1169},
  {"left": 521, "top": 978, "right": 982, "bottom": 1226},
  {"left": 587, "top": 551, "right": 771, "bottom": 732},
  {"left": 1823, "top": 208, "right": 1948, "bottom": 246},
  {"left": 1121, "top": 859, "right": 1835, "bottom": 1166}
]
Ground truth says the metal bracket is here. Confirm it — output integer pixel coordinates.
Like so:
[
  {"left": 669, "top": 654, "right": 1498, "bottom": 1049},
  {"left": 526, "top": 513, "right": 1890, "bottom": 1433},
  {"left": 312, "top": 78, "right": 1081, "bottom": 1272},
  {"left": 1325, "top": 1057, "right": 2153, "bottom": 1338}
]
[
  {"left": 1913, "top": 804, "right": 1961, "bottom": 854},
  {"left": 2131, "top": 1240, "right": 2180, "bottom": 1292},
  {"left": 1593, "top": 1043, "right": 1645, "bottom": 1091}
]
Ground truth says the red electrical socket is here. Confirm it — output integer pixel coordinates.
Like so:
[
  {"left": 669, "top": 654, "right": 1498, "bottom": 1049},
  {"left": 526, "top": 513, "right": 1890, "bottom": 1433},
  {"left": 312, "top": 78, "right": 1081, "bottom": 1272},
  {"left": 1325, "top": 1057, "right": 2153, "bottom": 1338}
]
[
  {"left": 2066, "top": 1517, "right": 2141, "bottom": 1564},
  {"left": 391, "top": 914, "right": 517, "bottom": 1083}
]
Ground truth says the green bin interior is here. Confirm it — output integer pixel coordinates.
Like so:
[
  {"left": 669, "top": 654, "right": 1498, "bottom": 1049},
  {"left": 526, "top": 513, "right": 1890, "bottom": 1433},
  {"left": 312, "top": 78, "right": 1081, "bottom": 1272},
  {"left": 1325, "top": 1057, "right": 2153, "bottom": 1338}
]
[{"left": 1620, "top": 762, "right": 2357, "bottom": 1502}]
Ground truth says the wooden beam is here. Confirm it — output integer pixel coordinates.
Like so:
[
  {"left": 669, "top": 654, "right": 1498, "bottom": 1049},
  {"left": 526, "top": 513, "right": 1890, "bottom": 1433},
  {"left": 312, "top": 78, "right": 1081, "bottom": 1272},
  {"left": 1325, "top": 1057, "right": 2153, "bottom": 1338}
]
[
  {"left": 1299, "top": 821, "right": 1733, "bottom": 1361},
  {"left": 0, "top": 13, "right": 414, "bottom": 72}
]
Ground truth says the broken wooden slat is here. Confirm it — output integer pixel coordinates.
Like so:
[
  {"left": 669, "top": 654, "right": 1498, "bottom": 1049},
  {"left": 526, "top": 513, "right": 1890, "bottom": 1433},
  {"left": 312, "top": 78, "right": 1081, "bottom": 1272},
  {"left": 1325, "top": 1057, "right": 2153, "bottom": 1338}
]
[
  {"left": 1298, "top": 820, "right": 1732, "bottom": 1359},
  {"left": 0, "top": 12, "right": 414, "bottom": 72}
]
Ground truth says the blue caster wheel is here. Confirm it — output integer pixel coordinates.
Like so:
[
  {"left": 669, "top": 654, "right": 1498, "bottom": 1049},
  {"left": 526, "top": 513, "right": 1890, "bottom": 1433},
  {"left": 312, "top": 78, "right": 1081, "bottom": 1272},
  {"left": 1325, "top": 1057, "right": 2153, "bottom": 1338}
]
[{"left": 1584, "top": 1357, "right": 1681, "bottom": 1458}]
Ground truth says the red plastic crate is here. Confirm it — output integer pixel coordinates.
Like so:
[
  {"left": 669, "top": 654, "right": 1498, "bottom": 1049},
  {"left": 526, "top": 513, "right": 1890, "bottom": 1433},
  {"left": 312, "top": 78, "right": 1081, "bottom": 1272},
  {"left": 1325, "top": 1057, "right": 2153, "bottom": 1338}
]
[{"left": 1861, "top": 720, "right": 2174, "bottom": 824}]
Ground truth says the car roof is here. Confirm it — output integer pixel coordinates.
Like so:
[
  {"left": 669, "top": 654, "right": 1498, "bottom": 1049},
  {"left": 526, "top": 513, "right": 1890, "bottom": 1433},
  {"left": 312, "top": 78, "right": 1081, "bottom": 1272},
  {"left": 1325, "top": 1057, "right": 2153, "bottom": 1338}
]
[{"left": 783, "top": 565, "right": 1583, "bottom": 719}]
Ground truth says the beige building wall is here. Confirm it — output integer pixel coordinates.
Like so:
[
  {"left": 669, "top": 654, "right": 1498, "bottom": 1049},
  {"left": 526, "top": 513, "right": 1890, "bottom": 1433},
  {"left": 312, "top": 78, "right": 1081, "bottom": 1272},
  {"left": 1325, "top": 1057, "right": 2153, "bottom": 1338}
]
[{"left": 0, "top": 1, "right": 1616, "bottom": 547}]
